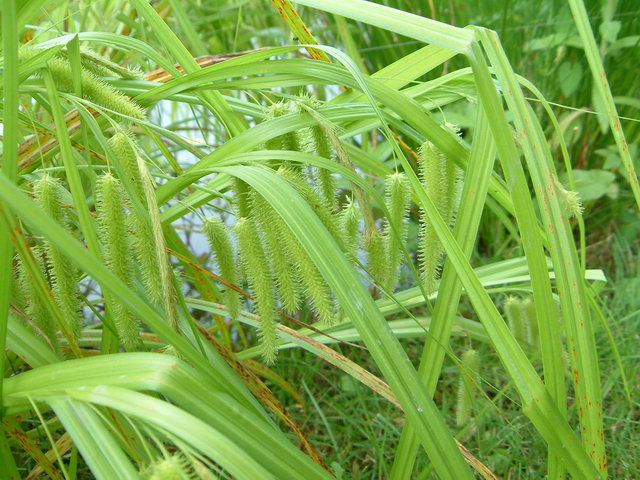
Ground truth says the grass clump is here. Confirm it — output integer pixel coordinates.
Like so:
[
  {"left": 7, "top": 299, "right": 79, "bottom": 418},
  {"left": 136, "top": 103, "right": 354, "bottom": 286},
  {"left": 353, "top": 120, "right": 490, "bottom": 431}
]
[{"left": 1, "top": 1, "right": 636, "bottom": 478}]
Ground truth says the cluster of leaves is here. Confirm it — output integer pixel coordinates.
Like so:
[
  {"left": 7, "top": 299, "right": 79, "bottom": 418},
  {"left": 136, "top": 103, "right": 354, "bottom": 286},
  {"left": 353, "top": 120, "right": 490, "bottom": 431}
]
[{"left": 1, "top": 0, "right": 634, "bottom": 479}]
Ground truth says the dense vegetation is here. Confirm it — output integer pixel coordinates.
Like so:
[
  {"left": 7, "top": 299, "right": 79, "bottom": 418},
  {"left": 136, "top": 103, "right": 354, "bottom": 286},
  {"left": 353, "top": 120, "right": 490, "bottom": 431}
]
[{"left": 0, "top": 0, "right": 638, "bottom": 478}]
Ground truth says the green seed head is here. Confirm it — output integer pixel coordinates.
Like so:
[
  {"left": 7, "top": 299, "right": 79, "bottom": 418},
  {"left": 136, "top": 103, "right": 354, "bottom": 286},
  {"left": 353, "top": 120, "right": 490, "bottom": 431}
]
[
  {"left": 277, "top": 166, "right": 344, "bottom": 245},
  {"left": 456, "top": 349, "right": 479, "bottom": 427},
  {"left": 365, "top": 227, "right": 386, "bottom": 287},
  {"left": 33, "top": 175, "right": 82, "bottom": 339},
  {"left": 108, "top": 131, "right": 146, "bottom": 204},
  {"left": 521, "top": 297, "right": 539, "bottom": 347},
  {"left": 341, "top": 198, "right": 361, "bottom": 262},
  {"left": 418, "top": 138, "right": 462, "bottom": 294},
  {"left": 96, "top": 173, "right": 140, "bottom": 348},
  {"left": 265, "top": 101, "right": 302, "bottom": 153},
  {"left": 231, "top": 177, "right": 252, "bottom": 218},
  {"left": 383, "top": 172, "right": 411, "bottom": 291},
  {"left": 204, "top": 216, "right": 242, "bottom": 320},
  {"left": 139, "top": 157, "right": 177, "bottom": 330},
  {"left": 143, "top": 453, "right": 193, "bottom": 480},
  {"left": 504, "top": 296, "right": 525, "bottom": 343},
  {"left": 285, "top": 229, "right": 335, "bottom": 325},
  {"left": 16, "top": 248, "right": 58, "bottom": 349},
  {"left": 303, "top": 101, "right": 338, "bottom": 211},
  {"left": 235, "top": 217, "right": 277, "bottom": 364},
  {"left": 250, "top": 193, "right": 302, "bottom": 314},
  {"left": 554, "top": 177, "right": 584, "bottom": 218},
  {"left": 18, "top": 47, "right": 146, "bottom": 120}
]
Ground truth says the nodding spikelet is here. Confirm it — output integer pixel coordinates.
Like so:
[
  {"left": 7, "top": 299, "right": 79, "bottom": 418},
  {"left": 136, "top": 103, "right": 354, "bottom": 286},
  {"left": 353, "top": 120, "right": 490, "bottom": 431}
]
[
  {"left": 295, "top": 95, "right": 339, "bottom": 211},
  {"left": 250, "top": 189, "right": 334, "bottom": 324},
  {"left": 96, "top": 173, "right": 140, "bottom": 348},
  {"left": 139, "top": 157, "right": 178, "bottom": 330},
  {"left": 521, "top": 297, "right": 539, "bottom": 347},
  {"left": 130, "top": 218, "right": 163, "bottom": 305},
  {"left": 277, "top": 166, "right": 344, "bottom": 245},
  {"left": 18, "top": 48, "right": 145, "bottom": 120},
  {"left": 250, "top": 193, "right": 302, "bottom": 314},
  {"left": 284, "top": 226, "right": 335, "bottom": 325},
  {"left": 554, "top": 177, "right": 584, "bottom": 218},
  {"left": 230, "top": 177, "right": 252, "bottom": 218},
  {"left": 365, "top": 227, "right": 387, "bottom": 287},
  {"left": 265, "top": 101, "right": 303, "bottom": 154},
  {"left": 418, "top": 139, "right": 462, "bottom": 294},
  {"left": 204, "top": 216, "right": 242, "bottom": 320},
  {"left": 315, "top": 166, "right": 338, "bottom": 213},
  {"left": 310, "top": 126, "right": 338, "bottom": 211},
  {"left": 504, "top": 296, "right": 526, "bottom": 343},
  {"left": 33, "top": 175, "right": 83, "bottom": 338},
  {"left": 143, "top": 453, "right": 195, "bottom": 480},
  {"left": 159, "top": 344, "right": 186, "bottom": 361},
  {"left": 341, "top": 198, "right": 360, "bottom": 262},
  {"left": 235, "top": 217, "right": 277, "bottom": 364},
  {"left": 456, "top": 349, "right": 479, "bottom": 427},
  {"left": 109, "top": 133, "right": 166, "bottom": 313},
  {"left": 109, "top": 132, "right": 146, "bottom": 202},
  {"left": 264, "top": 102, "right": 288, "bottom": 151},
  {"left": 383, "top": 173, "right": 411, "bottom": 291},
  {"left": 16, "top": 248, "right": 58, "bottom": 348}
]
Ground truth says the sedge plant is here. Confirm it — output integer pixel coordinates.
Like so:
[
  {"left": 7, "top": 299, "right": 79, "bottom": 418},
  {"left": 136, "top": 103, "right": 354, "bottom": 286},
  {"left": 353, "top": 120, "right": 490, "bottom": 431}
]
[{"left": 0, "top": 0, "right": 635, "bottom": 478}]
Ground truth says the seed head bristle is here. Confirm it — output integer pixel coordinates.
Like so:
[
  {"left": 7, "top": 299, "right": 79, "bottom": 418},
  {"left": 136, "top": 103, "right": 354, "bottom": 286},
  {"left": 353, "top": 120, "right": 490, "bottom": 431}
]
[
  {"left": 96, "top": 172, "right": 140, "bottom": 348},
  {"left": 235, "top": 217, "right": 277, "bottom": 364},
  {"left": 383, "top": 172, "right": 411, "bottom": 291},
  {"left": 417, "top": 136, "right": 462, "bottom": 294},
  {"left": 204, "top": 216, "right": 242, "bottom": 320},
  {"left": 456, "top": 349, "right": 479, "bottom": 427},
  {"left": 33, "top": 175, "right": 83, "bottom": 339}
]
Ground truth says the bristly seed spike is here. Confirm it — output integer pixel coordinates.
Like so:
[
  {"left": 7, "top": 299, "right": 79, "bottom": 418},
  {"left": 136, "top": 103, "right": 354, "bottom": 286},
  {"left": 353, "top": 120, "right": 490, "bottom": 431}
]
[
  {"left": 204, "top": 216, "right": 242, "bottom": 320},
  {"left": 383, "top": 172, "right": 411, "bottom": 291},
  {"left": 417, "top": 130, "right": 463, "bottom": 295}
]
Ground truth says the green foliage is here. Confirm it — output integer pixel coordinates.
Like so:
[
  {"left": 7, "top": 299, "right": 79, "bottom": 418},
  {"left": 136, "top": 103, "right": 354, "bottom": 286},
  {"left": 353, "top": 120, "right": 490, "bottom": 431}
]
[{"left": 0, "top": 0, "right": 635, "bottom": 478}]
